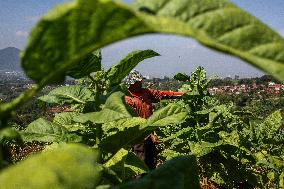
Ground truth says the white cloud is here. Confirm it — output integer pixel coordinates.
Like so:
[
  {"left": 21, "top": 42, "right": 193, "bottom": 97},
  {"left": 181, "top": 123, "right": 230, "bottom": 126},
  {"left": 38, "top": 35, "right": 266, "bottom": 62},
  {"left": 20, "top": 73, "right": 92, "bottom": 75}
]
[{"left": 15, "top": 31, "right": 29, "bottom": 38}]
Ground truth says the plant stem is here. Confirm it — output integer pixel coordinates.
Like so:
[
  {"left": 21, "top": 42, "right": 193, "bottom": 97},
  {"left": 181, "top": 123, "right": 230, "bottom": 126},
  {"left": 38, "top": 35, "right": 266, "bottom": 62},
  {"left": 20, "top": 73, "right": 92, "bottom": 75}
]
[
  {"left": 96, "top": 124, "right": 102, "bottom": 145},
  {"left": 96, "top": 124, "right": 103, "bottom": 163}
]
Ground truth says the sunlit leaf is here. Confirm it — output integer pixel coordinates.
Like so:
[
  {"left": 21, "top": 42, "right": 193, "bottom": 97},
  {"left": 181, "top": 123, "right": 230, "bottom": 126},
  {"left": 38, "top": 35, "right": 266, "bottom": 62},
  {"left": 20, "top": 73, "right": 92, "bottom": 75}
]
[
  {"left": 74, "top": 92, "right": 132, "bottom": 124},
  {"left": 0, "top": 144, "right": 101, "bottom": 189},
  {"left": 146, "top": 103, "right": 187, "bottom": 128},
  {"left": 22, "top": 0, "right": 284, "bottom": 85},
  {"left": 21, "top": 118, "right": 82, "bottom": 143},
  {"left": 38, "top": 85, "right": 95, "bottom": 105}
]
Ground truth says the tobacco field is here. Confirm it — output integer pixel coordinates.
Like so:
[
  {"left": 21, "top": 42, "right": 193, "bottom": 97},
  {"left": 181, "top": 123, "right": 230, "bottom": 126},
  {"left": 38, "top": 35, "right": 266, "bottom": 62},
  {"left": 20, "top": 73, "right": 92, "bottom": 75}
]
[{"left": 0, "top": 0, "right": 283, "bottom": 188}]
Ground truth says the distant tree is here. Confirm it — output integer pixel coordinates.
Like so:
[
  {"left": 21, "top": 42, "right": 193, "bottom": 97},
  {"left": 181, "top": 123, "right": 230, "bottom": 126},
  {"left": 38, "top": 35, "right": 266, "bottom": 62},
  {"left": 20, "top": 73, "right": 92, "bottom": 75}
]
[
  {"left": 208, "top": 79, "right": 225, "bottom": 87},
  {"left": 260, "top": 75, "right": 279, "bottom": 84},
  {"left": 238, "top": 78, "right": 253, "bottom": 86}
]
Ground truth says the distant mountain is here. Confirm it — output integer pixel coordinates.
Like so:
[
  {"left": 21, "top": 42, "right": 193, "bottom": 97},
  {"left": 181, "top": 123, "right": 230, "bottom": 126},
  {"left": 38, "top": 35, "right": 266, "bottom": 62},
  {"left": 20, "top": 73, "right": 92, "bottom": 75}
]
[{"left": 0, "top": 47, "right": 22, "bottom": 71}]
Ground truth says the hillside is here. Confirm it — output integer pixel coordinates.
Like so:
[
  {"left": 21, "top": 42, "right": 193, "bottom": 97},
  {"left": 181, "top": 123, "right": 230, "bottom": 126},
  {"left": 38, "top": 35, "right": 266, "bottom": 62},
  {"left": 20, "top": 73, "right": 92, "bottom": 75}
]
[{"left": 0, "top": 47, "right": 21, "bottom": 71}]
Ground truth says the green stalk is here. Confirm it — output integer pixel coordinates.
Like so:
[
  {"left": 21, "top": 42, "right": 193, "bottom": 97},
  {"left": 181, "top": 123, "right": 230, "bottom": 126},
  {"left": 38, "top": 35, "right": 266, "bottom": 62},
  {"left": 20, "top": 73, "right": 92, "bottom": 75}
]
[
  {"left": 101, "top": 165, "right": 122, "bottom": 184},
  {"left": 96, "top": 124, "right": 102, "bottom": 146},
  {"left": 88, "top": 75, "right": 101, "bottom": 111},
  {"left": 96, "top": 124, "right": 103, "bottom": 163}
]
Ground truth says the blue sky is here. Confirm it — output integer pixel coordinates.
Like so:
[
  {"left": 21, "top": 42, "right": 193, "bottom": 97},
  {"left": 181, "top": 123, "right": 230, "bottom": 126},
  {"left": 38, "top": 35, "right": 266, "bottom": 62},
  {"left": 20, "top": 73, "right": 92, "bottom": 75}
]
[{"left": 0, "top": 0, "right": 283, "bottom": 78}]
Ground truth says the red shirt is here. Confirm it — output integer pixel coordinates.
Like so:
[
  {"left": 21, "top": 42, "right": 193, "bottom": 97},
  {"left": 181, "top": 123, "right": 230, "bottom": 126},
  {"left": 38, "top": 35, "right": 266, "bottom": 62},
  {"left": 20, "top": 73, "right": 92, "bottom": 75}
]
[{"left": 125, "top": 88, "right": 183, "bottom": 119}]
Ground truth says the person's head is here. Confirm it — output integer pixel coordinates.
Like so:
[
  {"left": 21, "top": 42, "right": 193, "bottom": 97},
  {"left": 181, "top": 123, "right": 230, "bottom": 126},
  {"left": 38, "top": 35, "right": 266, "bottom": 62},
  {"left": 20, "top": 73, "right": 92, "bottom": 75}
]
[{"left": 125, "top": 70, "right": 143, "bottom": 90}]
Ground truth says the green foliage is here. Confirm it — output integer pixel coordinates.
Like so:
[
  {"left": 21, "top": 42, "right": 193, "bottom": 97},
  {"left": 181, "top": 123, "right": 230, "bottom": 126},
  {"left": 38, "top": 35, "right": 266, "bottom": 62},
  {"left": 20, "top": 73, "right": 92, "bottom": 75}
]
[
  {"left": 21, "top": 118, "right": 82, "bottom": 143},
  {"left": 146, "top": 103, "right": 187, "bottom": 128},
  {"left": 100, "top": 103, "right": 187, "bottom": 154},
  {"left": 74, "top": 91, "right": 133, "bottom": 124},
  {"left": 256, "top": 110, "right": 282, "bottom": 140},
  {"left": 133, "top": 0, "right": 284, "bottom": 81},
  {"left": 38, "top": 85, "right": 95, "bottom": 105},
  {"left": 0, "top": 144, "right": 101, "bottom": 189},
  {"left": 1, "top": 0, "right": 284, "bottom": 188},
  {"left": 113, "top": 156, "right": 200, "bottom": 189},
  {"left": 104, "top": 148, "right": 149, "bottom": 180},
  {"left": 21, "top": 0, "right": 284, "bottom": 85},
  {"left": 174, "top": 73, "right": 190, "bottom": 82},
  {"left": 1, "top": 0, "right": 283, "bottom": 123},
  {"left": 0, "top": 128, "right": 22, "bottom": 168},
  {"left": 177, "top": 66, "right": 215, "bottom": 113},
  {"left": 0, "top": 128, "right": 21, "bottom": 143},
  {"left": 158, "top": 67, "right": 284, "bottom": 188},
  {"left": 53, "top": 112, "right": 81, "bottom": 126},
  {"left": 66, "top": 50, "right": 102, "bottom": 79},
  {"left": 241, "top": 110, "right": 284, "bottom": 154},
  {"left": 100, "top": 117, "right": 146, "bottom": 154},
  {"left": 106, "top": 50, "right": 160, "bottom": 88}
]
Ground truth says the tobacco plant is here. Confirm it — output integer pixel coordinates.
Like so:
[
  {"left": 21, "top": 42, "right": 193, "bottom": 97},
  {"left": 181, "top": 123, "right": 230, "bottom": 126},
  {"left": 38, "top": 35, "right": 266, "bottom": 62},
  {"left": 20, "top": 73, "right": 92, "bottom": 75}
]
[
  {"left": 0, "top": 0, "right": 283, "bottom": 188},
  {"left": 159, "top": 67, "right": 284, "bottom": 188}
]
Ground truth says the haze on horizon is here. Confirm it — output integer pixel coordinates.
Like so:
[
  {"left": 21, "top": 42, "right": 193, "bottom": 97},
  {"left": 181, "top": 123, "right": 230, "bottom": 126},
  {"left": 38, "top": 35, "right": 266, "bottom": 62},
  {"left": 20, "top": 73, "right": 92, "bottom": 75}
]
[{"left": 0, "top": 0, "right": 284, "bottom": 78}]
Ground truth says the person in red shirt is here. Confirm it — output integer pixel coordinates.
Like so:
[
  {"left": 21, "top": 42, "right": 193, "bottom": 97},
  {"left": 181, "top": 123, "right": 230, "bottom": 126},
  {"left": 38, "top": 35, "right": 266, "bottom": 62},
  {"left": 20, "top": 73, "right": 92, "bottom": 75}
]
[{"left": 124, "top": 70, "right": 186, "bottom": 169}]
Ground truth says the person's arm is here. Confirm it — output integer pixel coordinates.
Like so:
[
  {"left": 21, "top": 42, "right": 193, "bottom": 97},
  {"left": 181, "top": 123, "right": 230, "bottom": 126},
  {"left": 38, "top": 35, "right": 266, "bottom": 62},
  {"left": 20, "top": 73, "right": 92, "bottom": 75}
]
[
  {"left": 147, "top": 89, "right": 185, "bottom": 102},
  {"left": 125, "top": 96, "right": 136, "bottom": 106}
]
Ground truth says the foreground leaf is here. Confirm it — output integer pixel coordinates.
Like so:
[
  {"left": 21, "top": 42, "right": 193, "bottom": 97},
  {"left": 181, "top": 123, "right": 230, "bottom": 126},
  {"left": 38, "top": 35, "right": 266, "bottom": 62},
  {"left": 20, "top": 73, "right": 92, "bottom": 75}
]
[
  {"left": 22, "top": 0, "right": 284, "bottom": 86},
  {"left": 113, "top": 155, "right": 200, "bottom": 189},
  {"left": 21, "top": 118, "right": 82, "bottom": 143},
  {"left": 67, "top": 50, "right": 102, "bottom": 79},
  {"left": 133, "top": 0, "right": 284, "bottom": 81},
  {"left": 0, "top": 144, "right": 100, "bottom": 189}
]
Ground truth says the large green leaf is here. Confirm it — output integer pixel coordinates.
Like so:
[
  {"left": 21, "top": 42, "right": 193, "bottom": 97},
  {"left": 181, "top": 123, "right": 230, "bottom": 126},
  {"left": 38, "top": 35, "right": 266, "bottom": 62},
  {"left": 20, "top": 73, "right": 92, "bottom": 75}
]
[
  {"left": 21, "top": 118, "right": 82, "bottom": 143},
  {"left": 53, "top": 112, "right": 82, "bottom": 126},
  {"left": 257, "top": 110, "right": 282, "bottom": 139},
  {"left": 21, "top": 0, "right": 151, "bottom": 84},
  {"left": 74, "top": 91, "right": 132, "bottom": 124},
  {"left": 100, "top": 117, "right": 147, "bottom": 154},
  {"left": 146, "top": 103, "right": 187, "bottom": 128},
  {"left": 67, "top": 50, "right": 102, "bottom": 79},
  {"left": 133, "top": 0, "right": 284, "bottom": 81},
  {"left": 38, "top": 85, "right": 95, "bottom": 105},
  {"left": 21, "top": 0, "right": 284, "bottom": 86},
  {"left": 0, "top": 144, "right": 101, "bottom": 189},
  {"left": 113, "top": 155, "right": 200, "bottom": 189},
  {"left": 104, "top": 148, "right": 149, "bottom": 180},
  {"left": 53, "top": 112, "right": 86, "bottom": 132},
  {"left": 100, "top": 103, "right": 187, "bottom": 154},
  {"left": 107, "top": 49, "right": 160, "bottom": 87}
]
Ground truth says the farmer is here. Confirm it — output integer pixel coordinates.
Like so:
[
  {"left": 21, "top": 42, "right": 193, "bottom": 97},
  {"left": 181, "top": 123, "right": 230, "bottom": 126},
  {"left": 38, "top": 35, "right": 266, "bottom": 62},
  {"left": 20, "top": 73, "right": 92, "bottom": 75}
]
[{"left": 124, "top": 70, "right": 185, "bottom": 169}]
